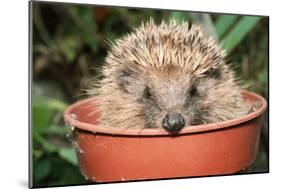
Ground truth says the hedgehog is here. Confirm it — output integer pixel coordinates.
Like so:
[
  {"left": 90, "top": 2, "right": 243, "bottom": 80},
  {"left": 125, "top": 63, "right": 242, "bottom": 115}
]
[{"left": 89, "top": 19, "right": 249, "bottom": 133}]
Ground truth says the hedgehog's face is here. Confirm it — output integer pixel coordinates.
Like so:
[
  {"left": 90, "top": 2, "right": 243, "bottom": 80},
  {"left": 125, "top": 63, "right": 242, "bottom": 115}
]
[{"left": 117, "top": 65, "right": 223, "bottom": 133}]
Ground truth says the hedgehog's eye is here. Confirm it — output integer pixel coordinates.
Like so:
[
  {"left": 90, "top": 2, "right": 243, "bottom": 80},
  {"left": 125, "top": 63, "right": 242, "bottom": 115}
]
[
  {"left": 190, "top": 85, "right": 198, "bottom": 97},
  {"left": 205, "top": 68, "right": 221, "bottom": 80},
  {"left": 143, "top": 86, "right": 152, "bottom": 99}
]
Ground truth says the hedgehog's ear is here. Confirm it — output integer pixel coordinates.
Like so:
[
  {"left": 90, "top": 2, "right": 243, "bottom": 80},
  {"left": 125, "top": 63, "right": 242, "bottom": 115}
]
[
  {"left": 205, "top": 68, "right": 221, "bottom": 80},
  {"left": 118, "top": 69, "right": 132, "bottom": 93}
]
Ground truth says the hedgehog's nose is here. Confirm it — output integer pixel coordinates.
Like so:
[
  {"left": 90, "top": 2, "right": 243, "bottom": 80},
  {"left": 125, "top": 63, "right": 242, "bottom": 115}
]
[{"left": 162, "top": 112, "right": 185, "bottom": 133}]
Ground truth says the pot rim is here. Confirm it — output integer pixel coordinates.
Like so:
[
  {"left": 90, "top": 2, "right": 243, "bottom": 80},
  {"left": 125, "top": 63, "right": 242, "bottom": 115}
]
[{"left": 64, "top": 90, "right": 267, "bottom": 136}]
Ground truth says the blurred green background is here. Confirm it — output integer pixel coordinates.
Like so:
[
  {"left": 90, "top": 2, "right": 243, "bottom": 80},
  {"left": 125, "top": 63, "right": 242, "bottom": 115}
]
[{"left": 31, "top": 1, "right": 269, "bottom": 188}]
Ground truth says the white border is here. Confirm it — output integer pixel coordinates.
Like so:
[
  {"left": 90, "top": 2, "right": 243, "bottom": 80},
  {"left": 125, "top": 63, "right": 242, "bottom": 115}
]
[{"left": 1, "top": 0, "right": 279, "bottom": 189}]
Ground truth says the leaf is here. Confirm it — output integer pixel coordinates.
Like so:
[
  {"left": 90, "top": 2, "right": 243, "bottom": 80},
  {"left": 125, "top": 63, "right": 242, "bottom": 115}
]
[
  {"left": 58, "top": 148, "right": 78, "bottom": 165},
  {"left": 33, "top": 131, "right": 57, "bottom": 153},
  {"left": 190, "top": 13, "right": 218, "bottom": 40},
  {"left": 60, "top": 36, "right": 82, "bottom": 62},
  {"left": 33, "top": 149, "right": 43, "bottom": 159},
  {"left": 40, "top": 124, "right": 68, "bottom": 135},
  {"left": 79, "top": 7, "right": 97, "bottom": 33},
  {"left": 220, "top": 16, "right": 261, "bottom": 53},
  {"left": 215, "top": 15, "right": 238, "bottom": 38},
  {"left": 34, "top": 159, "right": 51, "bottom": 182},
  {"left": 170, "top": 11, "right": 189, "bottom": 21},
  {"left": 65, "top": 5, "right": 98, "bottom": 53},
  {"left": 258, "top": 70, "right": 268, "bottom": 84},
  {"left": 56, "top": 165, "right": 86, "bottom": 185},
  {"left": 32, "top": 105, "right": 56, "bottom": 132},
  {"left": 32, "top": 95, "right": 67, "bottom": 133},
  {"left": 33, "top": 96, "right": 67, "bottom": 111}
]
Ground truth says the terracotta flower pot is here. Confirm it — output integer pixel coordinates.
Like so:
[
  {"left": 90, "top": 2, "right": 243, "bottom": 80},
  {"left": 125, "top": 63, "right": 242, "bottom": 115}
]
[{"left": 64, "top": 91, "right": 267, "bottom": 183}]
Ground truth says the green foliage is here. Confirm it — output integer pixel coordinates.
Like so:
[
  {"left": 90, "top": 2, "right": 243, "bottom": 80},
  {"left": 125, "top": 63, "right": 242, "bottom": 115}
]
[
  {"left": 65, "top": 5, "right": 98, "bottom": 53},
  {"left": 170, "top": 11, "right": 189, "bottom": 21},
  {"left": 58, "top": 148, "right": 78, "bottom": 165},
  {"left": 220, "top": 16, "right": 261, "bottom": 53},
  {"left": 34, "top": 159, "right": 51, "bottom": 182},
  {"left": 215, "top": 15, "right": 238, "bottom": 38},
  {"left": 32, "top": 95, "right": 86, "bottom": 187}
]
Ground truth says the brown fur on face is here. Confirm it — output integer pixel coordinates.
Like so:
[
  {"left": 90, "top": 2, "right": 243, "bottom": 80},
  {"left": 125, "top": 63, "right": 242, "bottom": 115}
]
[{"left": 90, "top": 19, "right": 249, "bottom": 132}]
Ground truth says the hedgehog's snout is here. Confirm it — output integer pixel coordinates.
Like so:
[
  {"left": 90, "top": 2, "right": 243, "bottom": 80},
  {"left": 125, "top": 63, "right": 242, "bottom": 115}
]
[{"left": 162, "top": 112, "right": 185, "bottom": 133}]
